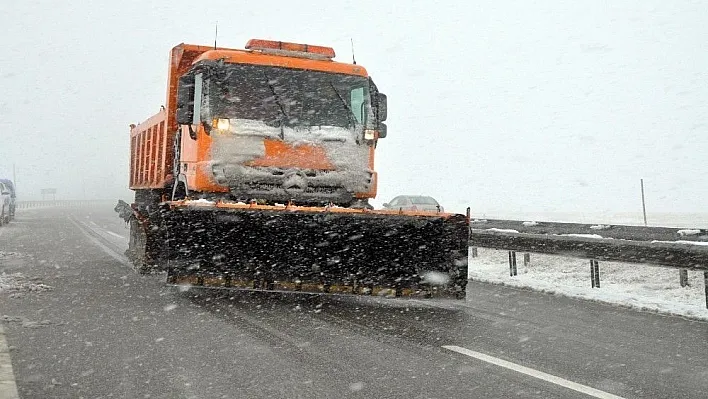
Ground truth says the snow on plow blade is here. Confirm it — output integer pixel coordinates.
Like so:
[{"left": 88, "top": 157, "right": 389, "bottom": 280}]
[{"left": 161, "top": 202, "right": 469, "bottom": 298}]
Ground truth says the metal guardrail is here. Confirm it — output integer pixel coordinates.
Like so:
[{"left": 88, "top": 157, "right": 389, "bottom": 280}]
[
  {"left": 469, "top": 229, "right": 708, "bottom": 270},
  {"left": 470, "top": 218, "right": 708, "bottom": 243},
  {"left": 469, "top": 218, "right": 708, "bottom": 309},
  {"left": 15, "top": 200, "right": 115, "bottom": 209}
]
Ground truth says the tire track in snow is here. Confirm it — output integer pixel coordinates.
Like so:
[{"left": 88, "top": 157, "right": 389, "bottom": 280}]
[{"left": 67, "top": 215, "right": 131, "bottom": 268}]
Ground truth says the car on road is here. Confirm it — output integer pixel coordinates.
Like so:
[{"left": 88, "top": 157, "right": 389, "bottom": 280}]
[
  {"left": 382, "top": 195, "right": 444, "bottom": 212},
  {"left": 0, "top": 181, "right": 11, "bottom": 225},
  {"left": 0, "top": 179, "right": 15, "bottom": 219}
]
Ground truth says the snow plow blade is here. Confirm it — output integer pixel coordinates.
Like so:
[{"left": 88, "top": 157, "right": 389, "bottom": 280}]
[{"left": 160, "top": 202, "right": 469, "bottom": 298}]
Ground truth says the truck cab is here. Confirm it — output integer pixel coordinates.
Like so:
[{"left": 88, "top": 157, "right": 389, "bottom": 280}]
[{"left": 172, "top": 40, "right": 388, "bottom": 207}]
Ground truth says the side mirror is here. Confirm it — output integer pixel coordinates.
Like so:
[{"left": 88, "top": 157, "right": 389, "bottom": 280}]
[
  {"left": 377, "top": 123, "right": 387, "bottom": 139},
  {"left": 1, "top": 191, "right": 9, "bottom": 196},
  {"left": 377, "top": 93, "right": 387, "bottom": 122},
  {"left": 176, "top": 74, "right": 195, "bottom": 125}
]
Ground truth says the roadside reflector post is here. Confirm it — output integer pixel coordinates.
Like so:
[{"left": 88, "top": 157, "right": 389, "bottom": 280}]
[
  {"left": 590, "top": 260, "right": 600, "bottom": 288},
  {"left": 704, "top": 271, "right": 708, "bottom": 309},
  {"left": 523, "top": 253, "right": 531, "bottom": 267},
  {"left": 471, "top": 247, "right": 478, "bottom": 258},
  {"left": 508, "top": 251, "right": 517, "bottom": 276},
  {"left": 679, "top": 269, "right": 689, "bottom": 287}
]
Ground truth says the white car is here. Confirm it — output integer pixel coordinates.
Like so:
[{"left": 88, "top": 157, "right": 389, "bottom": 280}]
[
  {"left": 0, "top": 181, "right": 10, "bottom": 225},
  {"left": 382, "top": 195, "right": 444, "bottom": 212}
]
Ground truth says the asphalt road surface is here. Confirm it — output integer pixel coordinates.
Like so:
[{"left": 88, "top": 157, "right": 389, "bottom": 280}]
[{"left": 1, "top": 205, "right": 706, "bottom": 398}]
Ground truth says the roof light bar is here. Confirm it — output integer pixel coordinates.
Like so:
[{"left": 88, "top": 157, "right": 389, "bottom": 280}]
[{"left": 245, "top": 39, "right": 336, "bottom": 59}]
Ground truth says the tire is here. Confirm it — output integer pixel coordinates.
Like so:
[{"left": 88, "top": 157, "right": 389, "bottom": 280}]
[
  {"left": 128, "top": 219, "right": 150, "bottom": 274},
  {"left": 0, "top": 206, "right": 5, "bottom": 226}
]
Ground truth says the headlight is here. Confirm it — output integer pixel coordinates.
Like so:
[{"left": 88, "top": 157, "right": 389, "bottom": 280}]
[
  {"left": 214, "top": 118, "right": 230, "bottom": 131},
  {"left": 364, "top": 130, "right": 375, "bottom": 140}
]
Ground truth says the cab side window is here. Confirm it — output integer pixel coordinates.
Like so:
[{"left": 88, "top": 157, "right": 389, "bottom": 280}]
[{"left": 350, "top": 87, "right": 366, "bottom": 124}]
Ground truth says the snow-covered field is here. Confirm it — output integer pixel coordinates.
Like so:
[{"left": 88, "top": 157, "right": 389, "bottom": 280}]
[{"left": 469, "top": 248, "right": 708, "bottom": 321}]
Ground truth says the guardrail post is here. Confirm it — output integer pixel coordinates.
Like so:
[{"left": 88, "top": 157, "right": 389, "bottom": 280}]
[
  {"left": 508, "top": 251, "right": 517, "bottom": 276},
  {"left": 679, "top": 269, "right": 689, "bottom": 287},
  {"left": 590, "top": 260, "right": 600, "bottom": 288},
  {"left": 471, "top": 247, "right": 478, "bottom": 258},
  {"left": 523, "top": 253, "right": 531, "bottom": 267}
]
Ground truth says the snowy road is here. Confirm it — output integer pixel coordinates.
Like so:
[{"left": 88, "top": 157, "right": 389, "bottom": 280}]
[{"left": 1, "top": 207, "right": 707, "bottom": 398}]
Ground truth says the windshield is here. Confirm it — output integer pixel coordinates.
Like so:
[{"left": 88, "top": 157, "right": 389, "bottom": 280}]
[{"left": 204, "top": 64, "right": 370, "bottom": 129}]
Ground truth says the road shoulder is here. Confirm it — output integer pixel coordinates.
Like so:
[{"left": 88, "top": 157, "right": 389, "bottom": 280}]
[{"left": 0, "top": 324, "right": 19, "bottom": 399}]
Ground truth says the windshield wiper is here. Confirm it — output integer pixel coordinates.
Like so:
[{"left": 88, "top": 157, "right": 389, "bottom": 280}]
[
  {"left": 329, "top": 82, "right": 357, "bottom": 128},
  {"left": 264, "top": 72, "right": 288, "bottom": 139}
]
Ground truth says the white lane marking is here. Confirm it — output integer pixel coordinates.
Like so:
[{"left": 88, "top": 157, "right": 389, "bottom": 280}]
[
  {"left": 0, "top": 324, "right": 20, "bottom": 399},
  {"left": 442, "top": 345, "right": 625, "bottom": 399},
  {"left": 67, "top": 216, "right": 131, "bottom": 267},
  {"left": 105, "top": 230, "right": 127, "bottom": 240}
]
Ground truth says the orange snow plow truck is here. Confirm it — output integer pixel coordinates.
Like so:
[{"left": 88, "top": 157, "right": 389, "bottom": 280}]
[{"left": 118, "top": 39, "right": 469, "bottom": 298}]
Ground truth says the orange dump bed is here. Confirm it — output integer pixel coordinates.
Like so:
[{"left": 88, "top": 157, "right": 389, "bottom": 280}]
[
  {"left": 129, "top": 44, "right": 220, "bottom": 190},
  {"left": 129, "top": 109, "right": 172, "bottom": 189}
]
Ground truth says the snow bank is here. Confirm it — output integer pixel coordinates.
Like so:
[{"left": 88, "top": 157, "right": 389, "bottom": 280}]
[
  {"left": 486, "top": 228, "right": 520, "bottom": 234},
  {"left": 677, "top": 229, "right": 701, "bottom": 236},
  {"left": 590, "top": 224, "right": 611, "bottom": 230},
  {"left": 674, "top": 240, "right": 708, "bottom": 246},
  {"left": 651, "top": 240, "right": 708, "bottom": 246},
  {"left": 560, "top": 233, "right": 606, "bottom": 239},
  {"left": 0, "top": 272, "right": 52, "bottom": 294}
]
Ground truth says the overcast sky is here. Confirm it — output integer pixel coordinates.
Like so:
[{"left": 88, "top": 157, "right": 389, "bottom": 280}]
[{"left": 1, "top": 0, "right": 706, "bottom": 217}]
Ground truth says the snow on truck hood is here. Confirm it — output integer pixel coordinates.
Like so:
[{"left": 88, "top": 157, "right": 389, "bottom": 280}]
[
  {"left": 210, "top": 119, "right": 368, "bottom": 166},
  {"left": 208, "top": 119, "right": 372, "bottom": 193},
  {"left": 226, "top": 119, "right": 354, "bottom": 143}
]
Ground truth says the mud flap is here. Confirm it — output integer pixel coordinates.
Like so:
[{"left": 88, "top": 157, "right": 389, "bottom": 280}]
[{"left": 160, "top": 207, "right": 469, "bottom": 298}]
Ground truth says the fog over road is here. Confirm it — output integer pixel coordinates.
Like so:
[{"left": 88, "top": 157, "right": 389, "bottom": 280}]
[{"left": 1, "top": 206, "right": 706, "bottom": 398}]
